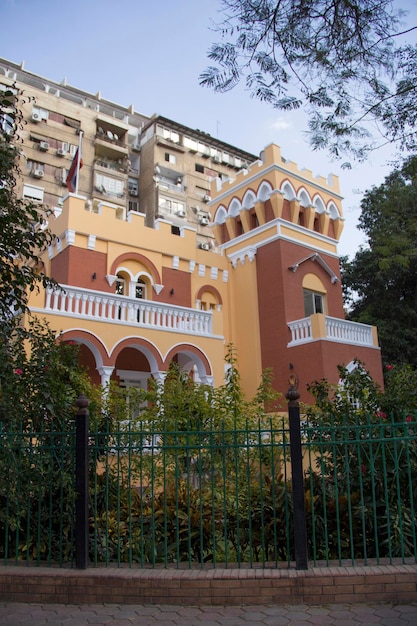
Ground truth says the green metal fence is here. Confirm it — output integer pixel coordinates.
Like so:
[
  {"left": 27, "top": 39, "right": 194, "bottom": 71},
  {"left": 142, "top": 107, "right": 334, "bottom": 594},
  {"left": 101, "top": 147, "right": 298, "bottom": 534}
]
[
  {"left": 0, "top": 422, "right": 76, "bottom": 566},
  {"left": 304, "top": 414, "right": 417, "bottom": 566},
  {"left": 89, "top": 420, "right": 292, "bottom": 568},
  {"left": 1, "top": 415, "right": 416, "bottom": 568}
]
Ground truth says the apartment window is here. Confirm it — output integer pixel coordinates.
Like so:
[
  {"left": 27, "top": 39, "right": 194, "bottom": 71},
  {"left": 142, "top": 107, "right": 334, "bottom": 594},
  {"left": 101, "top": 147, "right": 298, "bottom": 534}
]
[
  {"left": 27, "top": 161, "right": 45, "bottom": 179},
  {"left": 195, "top": 163, "right": 204, "bottom": 173},
  {"left": 0, "top": 112, "right": 14, "bottom": 135},
  {"left": 128, "top": 200, "right": 139, "bottom": 213},
  {"left": 303, "top": 289, "right": 325, "bottom": 316},
  {"left": 23, "top": 184, "right": 44, "bottom": 202},
  {"left": 95, "top": 174, "right": 124, "bottom": 197},
  {"left": 128, "top": 178, "right": 138, "bottom": 195},
  {"left": 159, "top": 198, "right": 184, "bottom": 215},
  {"left": 161, "top": 128, "right": 180, "bottom": 143},
  {"left": 165, "top": 152, "right": 176, "bottom": 164}
]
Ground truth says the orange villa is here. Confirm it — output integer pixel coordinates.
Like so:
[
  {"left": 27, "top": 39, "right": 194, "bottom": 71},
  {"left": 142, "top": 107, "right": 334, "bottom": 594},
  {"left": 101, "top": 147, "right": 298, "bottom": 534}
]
[{"left": 1, "top": 58, "right": 383, "bottom": 402}]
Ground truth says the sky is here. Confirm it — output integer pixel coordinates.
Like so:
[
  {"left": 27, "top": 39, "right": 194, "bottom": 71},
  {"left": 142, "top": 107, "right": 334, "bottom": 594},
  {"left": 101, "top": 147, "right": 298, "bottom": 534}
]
[{"left": 2, "top": 0, "right": 417, "bottom": 257}]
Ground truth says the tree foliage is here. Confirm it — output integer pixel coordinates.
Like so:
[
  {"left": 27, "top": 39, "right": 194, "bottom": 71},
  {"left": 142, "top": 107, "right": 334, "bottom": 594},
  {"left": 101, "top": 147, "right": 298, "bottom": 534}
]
[
  {"left": 0, "top": 87, "right": 56, "bottom": 332},
  {"left": 200, "top": 0, "right": 417, "bottom": 163},
  {"left": 0, "top": 319, "right": 97, "bottom": 430},
  {"left": 342, "top": 155, "right": 417, "bottom": 366}
]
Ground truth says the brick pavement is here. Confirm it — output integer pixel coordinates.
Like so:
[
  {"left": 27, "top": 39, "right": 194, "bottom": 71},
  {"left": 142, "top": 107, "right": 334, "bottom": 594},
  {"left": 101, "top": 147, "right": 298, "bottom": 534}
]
[{"left": 1, "top": 600, "right": 417, "bottom": 625}]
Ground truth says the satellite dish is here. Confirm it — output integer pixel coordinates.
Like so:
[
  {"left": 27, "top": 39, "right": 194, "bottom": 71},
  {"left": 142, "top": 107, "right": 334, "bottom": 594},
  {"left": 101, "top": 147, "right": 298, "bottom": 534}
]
[
  {"left": 107, "top": 130, "right": 114, "bottom": 140},
  {"left": 98, "top": 126, "right": 104, "bottom": 135}
]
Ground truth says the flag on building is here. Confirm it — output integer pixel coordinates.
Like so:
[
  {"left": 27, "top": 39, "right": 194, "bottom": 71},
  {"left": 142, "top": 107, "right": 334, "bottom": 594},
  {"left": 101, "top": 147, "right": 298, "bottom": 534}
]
[{"left": 66, "top": 148, "right": 83, "bottom": 193}]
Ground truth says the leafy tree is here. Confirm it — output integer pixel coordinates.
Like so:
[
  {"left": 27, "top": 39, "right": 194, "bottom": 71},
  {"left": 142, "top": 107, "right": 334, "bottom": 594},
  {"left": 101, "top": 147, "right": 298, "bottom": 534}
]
[
  {"left": 200, "top": 0, "right": 417, "bottom": 163},
  {"left": 342, "top": 155, "right": 417, "bottom": 367},
  {"left": 0, "top": 86, "right": 56, "bottom": 331},
  {"left": 0, "top": 318, "right": 97, "bottom": 429}
]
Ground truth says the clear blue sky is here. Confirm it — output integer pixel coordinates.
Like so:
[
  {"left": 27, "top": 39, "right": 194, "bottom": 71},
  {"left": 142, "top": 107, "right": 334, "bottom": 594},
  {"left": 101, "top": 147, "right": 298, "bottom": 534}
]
[{"left": 2, "top": 0, "right": 416, "bottom": 256}]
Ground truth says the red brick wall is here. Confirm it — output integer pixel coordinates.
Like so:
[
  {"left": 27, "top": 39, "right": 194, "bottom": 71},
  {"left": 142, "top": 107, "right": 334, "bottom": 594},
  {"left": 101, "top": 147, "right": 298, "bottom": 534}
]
[
  {"left": 1, "top": 564, "right": 416, "bottom": 605},
  {"left": 255, "top": 239, "right": 382, "bottom": 401},
  {"left": 157, "top": 267, "right": 192, "bottom": 307},
  {"left": 51, "top": 247, "right": 109, "bottom": 292}
]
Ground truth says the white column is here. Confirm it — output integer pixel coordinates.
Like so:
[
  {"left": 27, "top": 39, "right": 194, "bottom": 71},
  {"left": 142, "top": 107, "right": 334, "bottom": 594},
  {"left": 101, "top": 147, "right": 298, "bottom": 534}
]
[{"left": 97, "top": 366, "right": 114, "bottom": 390}]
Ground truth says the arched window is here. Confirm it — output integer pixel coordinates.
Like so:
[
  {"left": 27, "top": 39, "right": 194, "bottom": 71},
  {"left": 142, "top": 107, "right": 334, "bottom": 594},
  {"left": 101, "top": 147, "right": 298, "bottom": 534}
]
[
  {"left": 115, "top": 273, "right": 126, "bottom": 295},
  {"left": 302, "top": 274, "right": 327, "bottom": 316},
  {"left": 135, "top": 278, "right": 146, "bottom": 299}
]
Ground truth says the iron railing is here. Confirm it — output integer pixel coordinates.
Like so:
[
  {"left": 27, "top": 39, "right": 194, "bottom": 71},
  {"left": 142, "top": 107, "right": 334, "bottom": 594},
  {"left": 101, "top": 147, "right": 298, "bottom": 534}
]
[{"left": 0, "top": 415, "right": 416, "bottom": 569}]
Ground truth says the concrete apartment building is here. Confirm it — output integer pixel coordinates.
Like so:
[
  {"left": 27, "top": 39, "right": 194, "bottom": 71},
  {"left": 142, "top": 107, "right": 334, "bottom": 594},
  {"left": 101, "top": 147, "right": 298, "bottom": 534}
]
[{"left": 0, "top": 58, "right": 383, "bottom": 402}]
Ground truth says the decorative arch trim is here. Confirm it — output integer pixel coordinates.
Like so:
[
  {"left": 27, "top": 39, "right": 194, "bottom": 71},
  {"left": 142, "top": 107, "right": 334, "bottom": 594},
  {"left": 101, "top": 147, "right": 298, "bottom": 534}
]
[
  {"left": 257, "top": 180, "right": 273, "bottom": 201},
  {"left": 229, "top": 197, "right": 242, "bottom": 218},
  {"left": 214, "top": 205, "right": 228, "bottom": 225},
  {"left": 242, "top": 189, "right": 257, "bottom": 210},
  {"left": 327, "top": 201, "right": 343, "bottom": 220},
  {"left": 312, "top": 195, "right": 327, "bottom": 214},
  {"left": 58, "top": 329, "right": 110, "bottom": 366},
  {"left": 163, "top": 344, "right": 212, "bottom": 376},
  {"left": 110, "top": 252, "right": 161, "bottom": 285},
  {"left": 281, "top": 180, "right": 297, "bottom": 200},
  {"left": 196, "top": 284, "right": 223, "bottom": 305},
  {"left": 110, "top": 337, "right": 164, "bottom": 371},
  {"left": 298, "top": 187, "right": 312, "bottom": 207}
]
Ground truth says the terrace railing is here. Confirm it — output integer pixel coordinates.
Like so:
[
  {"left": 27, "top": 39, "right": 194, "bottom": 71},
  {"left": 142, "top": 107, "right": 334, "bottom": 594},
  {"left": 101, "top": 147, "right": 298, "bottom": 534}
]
[{"left": 42, "top": 285, "right": 213, "bottom": 336}]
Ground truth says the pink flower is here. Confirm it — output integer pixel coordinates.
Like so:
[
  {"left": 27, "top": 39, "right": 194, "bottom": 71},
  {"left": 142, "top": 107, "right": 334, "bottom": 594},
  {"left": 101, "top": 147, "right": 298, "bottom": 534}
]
[
  {"left": 67, "top": 340, "right": 76, "bottom": 345},
  {"left": 386, "top": 364, "right": 393, "bottom": 370},
  {"left": 406, "top": 415, "right": 413, "bottom": 423},
  {"left": 14, "top": 368, "right": 23, "bottom": 375},
  {"left": 375, "top": 411, "right": 387, "bottom": 420}
]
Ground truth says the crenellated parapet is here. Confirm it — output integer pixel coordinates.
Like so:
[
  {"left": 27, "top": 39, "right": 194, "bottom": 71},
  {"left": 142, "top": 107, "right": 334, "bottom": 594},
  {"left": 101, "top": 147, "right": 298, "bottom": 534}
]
[{"left": 209, "top": 143, "right": 344, "bottom": 246}]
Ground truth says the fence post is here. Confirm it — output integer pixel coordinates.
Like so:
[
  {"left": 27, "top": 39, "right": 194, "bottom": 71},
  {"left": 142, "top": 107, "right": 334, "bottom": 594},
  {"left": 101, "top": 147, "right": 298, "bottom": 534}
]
[
  {"left": 286, "top": 374, "right": 308, "bottom": 570},
  {"left": 75, "top": 394, "right": 89, "bottom": 569}
]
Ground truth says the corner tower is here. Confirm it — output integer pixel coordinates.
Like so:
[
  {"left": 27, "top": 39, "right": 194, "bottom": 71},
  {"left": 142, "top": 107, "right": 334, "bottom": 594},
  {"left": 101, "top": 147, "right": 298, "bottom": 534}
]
[{"left": 210, "top": 144, "right": 383, "bottom": 401}]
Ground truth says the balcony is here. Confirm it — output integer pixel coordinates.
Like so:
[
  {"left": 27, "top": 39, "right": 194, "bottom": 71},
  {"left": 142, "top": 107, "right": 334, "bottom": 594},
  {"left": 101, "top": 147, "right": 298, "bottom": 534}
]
[
  {"left": 288, "top": 314, "right": 377, "bottom": 347},
  {"left": 42, "top": 285, "right": 213, "bottom": 336}
]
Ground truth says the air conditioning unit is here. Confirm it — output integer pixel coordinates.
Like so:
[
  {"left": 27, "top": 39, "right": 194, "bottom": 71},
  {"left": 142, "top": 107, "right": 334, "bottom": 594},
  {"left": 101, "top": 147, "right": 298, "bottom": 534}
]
[
  {"left": 31, "top": 112, "right": 40, "bottom": 122},
  {"left": 177, "top": 208, "right": 186, "bottom": 217},
  {"left": 199, "top": 242, "right": 210, "bottom": 251},
  {"left": 33, "top": 169, "right": 44, "bottom": 178},
  {"left": 200, "top": 217, "right": 210, "bottom": 226},
  {"left": 56, "top": 147, "right": 67, "bottom": 157},
  {"left": 203, "top": 194, "right": 211, "bottom": 203},
  {"left": 60, "top": 169, "right": 67, "bottom": 185},
  {"left": 131, "top": 142, "right": 140, "bottom": 152},
  {"left": 129, "top": 188, "right": 138, "bottom": 197},
  {"left": 39, "top": 141, "right": 49, "bottom": 151},
  {"left": 212, "top": 155, "right": 220, "bottom": 163}
]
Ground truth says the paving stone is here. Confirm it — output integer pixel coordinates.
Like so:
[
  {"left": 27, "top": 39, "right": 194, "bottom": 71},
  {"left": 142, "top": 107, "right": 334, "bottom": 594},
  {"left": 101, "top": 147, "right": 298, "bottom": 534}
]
[
  {"left": 1, "top": 602, "right": 417, "bottom": 625},
  {"left": 308, "top": 615, "right": 336, "bottom": 624},
  {"left": 263, "top": 616, "right": 294, "bottom": 625}
]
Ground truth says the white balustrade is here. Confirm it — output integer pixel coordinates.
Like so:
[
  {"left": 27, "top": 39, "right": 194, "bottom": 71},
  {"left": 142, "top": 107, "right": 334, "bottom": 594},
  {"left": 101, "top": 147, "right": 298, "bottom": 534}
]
[
  {"left": 325, "top": 316, "right": 373, "bottom": 346},
  {"left": 288, "top": 315, "right": 374, "bottom": 347},
  {"left": 44, "top": 285, "right": 213, "bottom": 336},
  {"left": 288, "top": 318, "right": 313, "bottom": 345}
]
